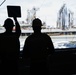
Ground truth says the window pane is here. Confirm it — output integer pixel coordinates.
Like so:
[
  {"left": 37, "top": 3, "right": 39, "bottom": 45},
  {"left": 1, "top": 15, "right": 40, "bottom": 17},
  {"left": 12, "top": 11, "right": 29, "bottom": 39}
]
[{"left": 0, "top": 0, "right": 76, "bottom": 50}]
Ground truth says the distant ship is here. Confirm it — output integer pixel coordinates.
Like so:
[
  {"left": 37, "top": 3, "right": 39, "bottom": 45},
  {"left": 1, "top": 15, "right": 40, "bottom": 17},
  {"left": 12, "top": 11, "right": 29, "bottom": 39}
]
[{"left": 19, "top": 5, "right": 76, "bottom": 37}]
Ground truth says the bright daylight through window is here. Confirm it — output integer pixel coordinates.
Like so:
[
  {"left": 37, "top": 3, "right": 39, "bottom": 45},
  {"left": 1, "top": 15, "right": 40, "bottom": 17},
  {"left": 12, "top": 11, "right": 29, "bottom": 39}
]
[{"left": 0, "top": 0, "right": 76, "bottom": 51}]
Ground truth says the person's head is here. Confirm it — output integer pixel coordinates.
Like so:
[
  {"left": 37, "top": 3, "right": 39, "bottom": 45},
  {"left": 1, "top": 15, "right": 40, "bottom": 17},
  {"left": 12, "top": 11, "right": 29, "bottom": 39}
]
[
  {"left": 32, "top": 18, "right": 42, "bottom": 33},
  {"left": 3, "top": 18, "right": 14, "bottom": 32}
]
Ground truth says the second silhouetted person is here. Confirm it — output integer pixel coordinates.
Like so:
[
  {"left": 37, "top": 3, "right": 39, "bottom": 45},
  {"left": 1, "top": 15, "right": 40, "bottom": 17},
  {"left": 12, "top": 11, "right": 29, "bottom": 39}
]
[{"left": 22, "top": 18, "right": 54, "bottom": 75}]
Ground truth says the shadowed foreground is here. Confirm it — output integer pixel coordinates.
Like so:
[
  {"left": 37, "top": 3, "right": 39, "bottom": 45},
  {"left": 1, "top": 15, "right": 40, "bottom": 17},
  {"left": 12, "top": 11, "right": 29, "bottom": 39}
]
[{"left": 18, "top": 48, "right": 76, "bottom": 75}]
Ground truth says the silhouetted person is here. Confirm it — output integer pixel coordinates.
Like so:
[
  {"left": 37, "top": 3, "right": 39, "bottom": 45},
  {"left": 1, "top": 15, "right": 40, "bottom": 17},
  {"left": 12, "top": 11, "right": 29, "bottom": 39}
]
[
  {"left": 22, "top": 18, "right": 54, "bottom": 75},
  {"left": 0, "top": 17, "right": 21, "bottom": 75}
]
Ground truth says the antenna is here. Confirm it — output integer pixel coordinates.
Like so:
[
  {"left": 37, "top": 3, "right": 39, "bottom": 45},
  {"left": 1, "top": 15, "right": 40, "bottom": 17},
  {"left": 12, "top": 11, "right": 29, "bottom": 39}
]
[{"left": 0, "top": 0, "right": 6, "bottom": 6}]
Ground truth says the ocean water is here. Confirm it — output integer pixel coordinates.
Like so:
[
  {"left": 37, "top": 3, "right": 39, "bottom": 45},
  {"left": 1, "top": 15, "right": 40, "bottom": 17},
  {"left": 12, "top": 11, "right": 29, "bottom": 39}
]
[
  {"left": 19, "top": 36, "right": 76, "bottom": 51},
  {"left": 53, "top": 41, "right": 76, "bottom": 49}
]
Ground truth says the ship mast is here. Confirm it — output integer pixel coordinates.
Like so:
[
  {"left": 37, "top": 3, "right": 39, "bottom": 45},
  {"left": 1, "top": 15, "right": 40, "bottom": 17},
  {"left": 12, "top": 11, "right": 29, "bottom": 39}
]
[{"left": 26, "top": 7, "right": 39, "bottom": 24}]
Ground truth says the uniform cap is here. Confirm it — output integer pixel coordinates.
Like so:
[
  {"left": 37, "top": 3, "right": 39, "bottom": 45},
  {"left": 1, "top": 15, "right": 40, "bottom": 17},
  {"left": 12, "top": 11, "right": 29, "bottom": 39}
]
[
  {"left": 32, "top": 18, "right": 42, "bottom": 27},
  {"left": 3, "top": 18, "right": 14, "bottom": 27}
]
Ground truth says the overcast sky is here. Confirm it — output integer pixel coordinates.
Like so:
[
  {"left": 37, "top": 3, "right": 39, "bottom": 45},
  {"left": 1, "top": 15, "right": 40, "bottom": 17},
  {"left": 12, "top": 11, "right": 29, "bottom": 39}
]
[{"left": 0, "top": 0, "right": 76, "bottom": 27}]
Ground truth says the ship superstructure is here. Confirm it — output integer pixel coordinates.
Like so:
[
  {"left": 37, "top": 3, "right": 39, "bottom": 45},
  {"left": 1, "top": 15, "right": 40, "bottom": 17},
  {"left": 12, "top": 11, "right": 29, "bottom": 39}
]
[
  {"left": 57, "top": 4, "right": 74, "bottom": 30},
  {"left": 26, "top": 7, "right": 39, "bottom": 25}
]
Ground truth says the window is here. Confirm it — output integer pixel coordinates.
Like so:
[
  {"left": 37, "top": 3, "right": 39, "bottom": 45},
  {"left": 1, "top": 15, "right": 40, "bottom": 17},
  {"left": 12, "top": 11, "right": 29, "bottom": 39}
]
[{"left": 0, "top": 0, "right": 76, "bottom": 51}]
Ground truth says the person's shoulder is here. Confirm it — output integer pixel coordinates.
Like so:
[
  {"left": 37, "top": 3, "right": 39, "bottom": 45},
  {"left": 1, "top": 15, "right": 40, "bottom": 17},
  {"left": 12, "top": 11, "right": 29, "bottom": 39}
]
[
  {"left": 42, "top": 33, "right": 52, "bottom": 40},
  {"left": 0, "top": 32, "right": 5, "bottom": 37},
  {"left": 42, "top": 33, "right": 50, "bottom": 37},
  {"left": 25, "top": 34, "right": 33, "bottom": 40},
  {"left": 0, "top": 33, "right": 6, "bottom": 42}
]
